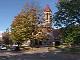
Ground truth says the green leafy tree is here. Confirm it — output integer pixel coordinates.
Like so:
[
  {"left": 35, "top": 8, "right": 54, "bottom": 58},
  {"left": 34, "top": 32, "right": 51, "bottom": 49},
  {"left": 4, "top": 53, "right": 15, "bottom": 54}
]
[
  {"left": 54, "top": 0, "right": 80, "bottom": 27},
  {"left": 54, "top": 0, "right": 80, "bottom": 46},
  {"left": 62, "top": 25, "right": 80, "bottom": 45}
]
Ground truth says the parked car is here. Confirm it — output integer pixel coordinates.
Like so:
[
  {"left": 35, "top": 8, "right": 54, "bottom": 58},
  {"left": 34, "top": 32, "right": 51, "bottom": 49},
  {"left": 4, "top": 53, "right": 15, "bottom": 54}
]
[
  {"left": 0, "top": 45, "right": 7, "bottom": 50},
  {"left": 11, "top": 44, "right": 20, "bottom": 51}
]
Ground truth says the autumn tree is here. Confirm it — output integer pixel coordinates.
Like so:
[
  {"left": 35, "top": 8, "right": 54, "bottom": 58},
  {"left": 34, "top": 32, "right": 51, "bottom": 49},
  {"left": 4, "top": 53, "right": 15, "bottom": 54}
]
[{"left": 10, "top": 1, "right": 43, "bottom": 44}]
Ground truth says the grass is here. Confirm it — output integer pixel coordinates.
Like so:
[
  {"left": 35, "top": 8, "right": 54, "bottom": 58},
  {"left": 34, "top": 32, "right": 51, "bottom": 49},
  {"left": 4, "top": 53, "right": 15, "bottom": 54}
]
[{"left": 55, "top": 45, "right": 80, "bottom": 53}]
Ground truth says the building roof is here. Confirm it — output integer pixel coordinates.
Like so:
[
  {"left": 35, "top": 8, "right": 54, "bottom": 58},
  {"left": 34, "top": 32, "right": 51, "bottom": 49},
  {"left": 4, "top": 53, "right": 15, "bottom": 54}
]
[
  {"left": 44, "top": 5, "right": 51, "bottom": 12},
  {"left": 52, "top": 29, "right": 61, "bottom": 39}
]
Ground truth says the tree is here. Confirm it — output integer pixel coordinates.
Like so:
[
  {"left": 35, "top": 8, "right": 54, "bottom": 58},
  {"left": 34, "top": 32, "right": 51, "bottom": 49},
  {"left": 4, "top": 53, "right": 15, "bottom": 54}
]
[
  {"left": 62, "top": 25, "right": 80, "bottom": 45},
  {"left": 54, "top": 0, "right": 80, "bottom": 46},
  {"left": 11, "top": 10, "right": 36, "bottom": 43},
  {"left": 10, "top": 1, "right": 43, "bottom": 44},
  {"left": 2, "top": 28, "right": 12, "bottom": 45},
  {"left": 30, "top": 26, "right": 49, "bottom": 47},
  {"left": 54, "top": 0, "right": 80, "bottom": 28}
]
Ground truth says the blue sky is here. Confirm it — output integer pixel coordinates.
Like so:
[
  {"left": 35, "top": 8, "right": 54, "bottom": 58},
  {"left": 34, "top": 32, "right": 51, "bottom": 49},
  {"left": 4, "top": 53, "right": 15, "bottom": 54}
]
[{"left": 0, "top": 0, "right": 58, "bottom": 32}]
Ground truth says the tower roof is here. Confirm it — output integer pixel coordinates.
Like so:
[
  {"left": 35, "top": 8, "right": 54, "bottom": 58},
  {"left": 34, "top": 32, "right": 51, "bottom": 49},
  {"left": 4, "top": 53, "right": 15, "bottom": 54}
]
[{"left": 44, "top": 5, "right": 51, "bottom": 12}]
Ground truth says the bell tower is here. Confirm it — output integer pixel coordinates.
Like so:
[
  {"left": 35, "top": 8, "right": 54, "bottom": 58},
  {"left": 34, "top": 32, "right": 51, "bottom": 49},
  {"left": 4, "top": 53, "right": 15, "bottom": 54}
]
[
  {"left": 43, "top": 5, "right": 52, "bottom": 27},
  {"left": 41, "top": 5, "right": 53, "bottom": 34}
]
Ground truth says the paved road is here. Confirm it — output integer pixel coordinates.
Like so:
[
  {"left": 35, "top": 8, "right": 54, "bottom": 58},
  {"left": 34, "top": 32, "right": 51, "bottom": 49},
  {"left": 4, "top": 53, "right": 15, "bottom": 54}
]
[
  {"left": 0, "top": 47, "right": 80, "bottom": 60},
  {"left": 0, "top": 52, "right": 80, "bottom": 60}
]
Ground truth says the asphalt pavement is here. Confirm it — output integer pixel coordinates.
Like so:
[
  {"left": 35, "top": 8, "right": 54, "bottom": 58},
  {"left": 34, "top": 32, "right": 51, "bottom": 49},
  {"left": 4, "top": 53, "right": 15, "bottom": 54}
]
[{"left": 0, "top": 47, "right": 80, "bottom": 60}]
